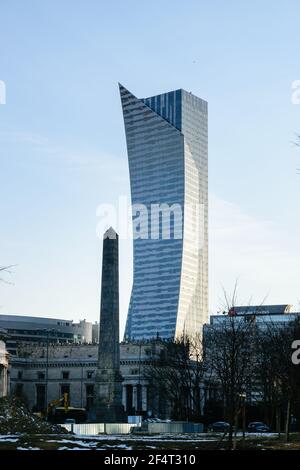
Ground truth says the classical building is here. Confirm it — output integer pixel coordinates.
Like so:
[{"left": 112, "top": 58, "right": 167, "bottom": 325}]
[
  {"left": 120, "top": 84, "right": 208, "bottom": 341},
  {"left": 0, "top": 328, "right": 9, "bottom": 398},
  {"left": 0, "top": 314, "right": 96, "bottom": 354},
  {"left": 9, "top": 341, "right": 164, "bottom": 417}
]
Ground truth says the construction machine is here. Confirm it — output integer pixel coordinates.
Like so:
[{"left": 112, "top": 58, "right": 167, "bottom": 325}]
[
  {"left": 46, "top": 393, "right": 87, "bottom": 423},
  {"left": 46, "top": 392, "right": 69, "bottom": 416}
]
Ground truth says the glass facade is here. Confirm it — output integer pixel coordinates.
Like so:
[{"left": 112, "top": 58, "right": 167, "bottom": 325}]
[{"left": 120, "top": 84, "right": 208, "bottom": 340}]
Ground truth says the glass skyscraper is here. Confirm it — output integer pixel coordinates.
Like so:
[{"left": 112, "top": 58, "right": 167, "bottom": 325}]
[{"left": 120, "top": 84, "right": 208, "bottom": 340}]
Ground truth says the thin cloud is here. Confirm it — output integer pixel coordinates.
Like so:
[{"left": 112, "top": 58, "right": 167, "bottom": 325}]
[{"left": 209, "top": 193, "right": 300, "bottom": 313}]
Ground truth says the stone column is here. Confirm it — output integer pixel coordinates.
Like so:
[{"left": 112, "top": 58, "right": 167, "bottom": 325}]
[
  {"left": 142, "top": 385, "right": 147, "bottom": 412},
  {"left": 190, "top": 387, "right": 194, "bottom": 411},
  {"left": 4, "top": 367, "right": 7, "bottom": 398},
  {"left": 199, "top": 385, "right": 205, "bottom": 415},
  {"left": 0, "top": 334, "right": 9, "bottom": 398},
  {"left": 122, "top": 385, "right": 127, "bottom": 411},
  {"left": 0, "top": 366, "right": 3, "bottom": 397},
  {"left": 132, "top": 385, "right": 138, "bottom": 413}
]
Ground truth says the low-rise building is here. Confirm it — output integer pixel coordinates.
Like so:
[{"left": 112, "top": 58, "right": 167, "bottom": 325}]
[
  {"left": 207, "top": 304, "right": 299, "bottom": 328},
  {"left": 202, "top": 304, "right": 300, "bottom": 415},
  {"left": 0, "top": 315, "right": 95, "bottom": 354}
]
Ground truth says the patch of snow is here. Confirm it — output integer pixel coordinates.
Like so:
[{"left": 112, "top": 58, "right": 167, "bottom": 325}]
[
  {"left": 48, "top": 439, "right": 97, "bottom": 447},
  {"left": 0, "top": 435, "right": 19, "bottom": 442},
  {"left": 17, "top": 447, "right": 41, "bottom": 451},
  {"left": 103, "top": 444, "right": 133, "bottom": 450},
  {"left": 245, "top": 433, "right": 277, "bottom": 438},
  {"left": 58, "top": 447, "right": 89, "bottom": 451}
]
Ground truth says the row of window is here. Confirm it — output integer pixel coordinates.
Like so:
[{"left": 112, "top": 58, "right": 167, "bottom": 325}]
[{"left": 17, "top": 370, "right": 94, "bottom": 380}]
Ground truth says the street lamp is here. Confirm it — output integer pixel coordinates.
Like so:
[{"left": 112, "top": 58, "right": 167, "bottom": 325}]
[{"left": 238, "top": 392, "right": 247, "bottom": 441}]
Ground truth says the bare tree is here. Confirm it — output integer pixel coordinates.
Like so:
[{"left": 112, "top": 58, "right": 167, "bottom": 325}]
[
  {"left": 144, "top": 334, "right": 207, "bottom": 421},
  {"left": 0, "top": 265, "right": 15, "bottom": 284},
  {"left": 256, "top": 317, "right": 300, "bottom": 441},
  {"left": 254, "top": 326, "right": 283, "bottom": 434},
  {"left": 204, "top": 285, "right": 258, "bottom": 449}
]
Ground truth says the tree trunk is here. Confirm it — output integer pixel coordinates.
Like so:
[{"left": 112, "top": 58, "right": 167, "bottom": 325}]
[
  {"left": 242, "top": 402, "right": 246, "bottom": 444},
  {"left": 227, "top": 406, "right": 234, "bottom": 450},
  {"left": 285, "top": 398, "right": 291, "bottom": 442},
  {"left": 276, "top": 405, "right": 281, "bottom": 438},
  {"left": 228, "top": 424, "right": 233, "bottom": 450},
  {"left": 232, "top": 412, "right": 239, "bottom": 450}
]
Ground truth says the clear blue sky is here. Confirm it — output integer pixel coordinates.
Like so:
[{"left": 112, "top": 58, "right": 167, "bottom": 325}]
[{"left": 1, "top": 0, "right": 300, "bottom": 335}]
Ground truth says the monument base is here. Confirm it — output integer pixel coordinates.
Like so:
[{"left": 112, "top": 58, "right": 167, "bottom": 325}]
[{"left": 89, "top": 403, "right": 127, "bottom": 423}]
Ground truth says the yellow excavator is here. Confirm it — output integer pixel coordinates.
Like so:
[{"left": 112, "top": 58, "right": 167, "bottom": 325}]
[
  {"left": 46, "top": 393, "right": 87, "bottom": 423},
  {"left": 47, "top": 392, "right": 69, "bottom": 416}
]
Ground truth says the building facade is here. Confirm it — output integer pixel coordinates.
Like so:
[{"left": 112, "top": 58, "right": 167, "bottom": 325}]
[
  {"left": 0, "top": 315, "right": 95, "bottom": 354},
  {"left": 207, "top": 304, "right": 297, "bottom": 328},
  {"left": 120, "top": 85, "right": 208, "bottom": 341},
  {"left": 203, "top": 304, "right": 300, "bottom": 408},
  {"left": 9, "top": 342, "right": 165, "bottom": 417}
]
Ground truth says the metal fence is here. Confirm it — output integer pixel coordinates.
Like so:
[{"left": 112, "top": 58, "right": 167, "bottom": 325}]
[
  {"left": 147, "top": 422, "right": 204, "bottom": 433},
  {"left": 62, "top": 421, "right": 204, "bottom": 435},
  {"left": 62, "top": 422, "right": 137, "bottom": 435}
]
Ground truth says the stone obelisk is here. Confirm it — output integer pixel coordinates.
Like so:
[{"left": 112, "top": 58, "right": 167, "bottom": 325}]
[{"left": 93, "top": 227, "right": 125, "bottom": 422}]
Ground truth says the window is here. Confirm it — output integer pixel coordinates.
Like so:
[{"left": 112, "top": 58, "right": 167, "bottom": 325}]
[
  {"left": 37, "top": 371, "right": 45, "bottom": 380},
  {"left": 87, "top": 371, "right": 94, "bottom": 379},
  {"left": 17, "top": 371, "right": 23, "bottom": 380},
  {"left": 15, "top": 383, "right": 23, "bottom": 397},
  {"left": 62, "top": 371, "right": 70, "bottom": 380},
  {"left": 35, "top": 384, "right": 46, "bottom": 411},
  {"left": 86, "top": 385, "right": 94, "bottom": 411}
]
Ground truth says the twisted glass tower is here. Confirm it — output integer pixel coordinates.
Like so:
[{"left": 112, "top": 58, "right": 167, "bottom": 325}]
[{"left": 120, "top": 84, "right": 208, "bottom": 340}]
